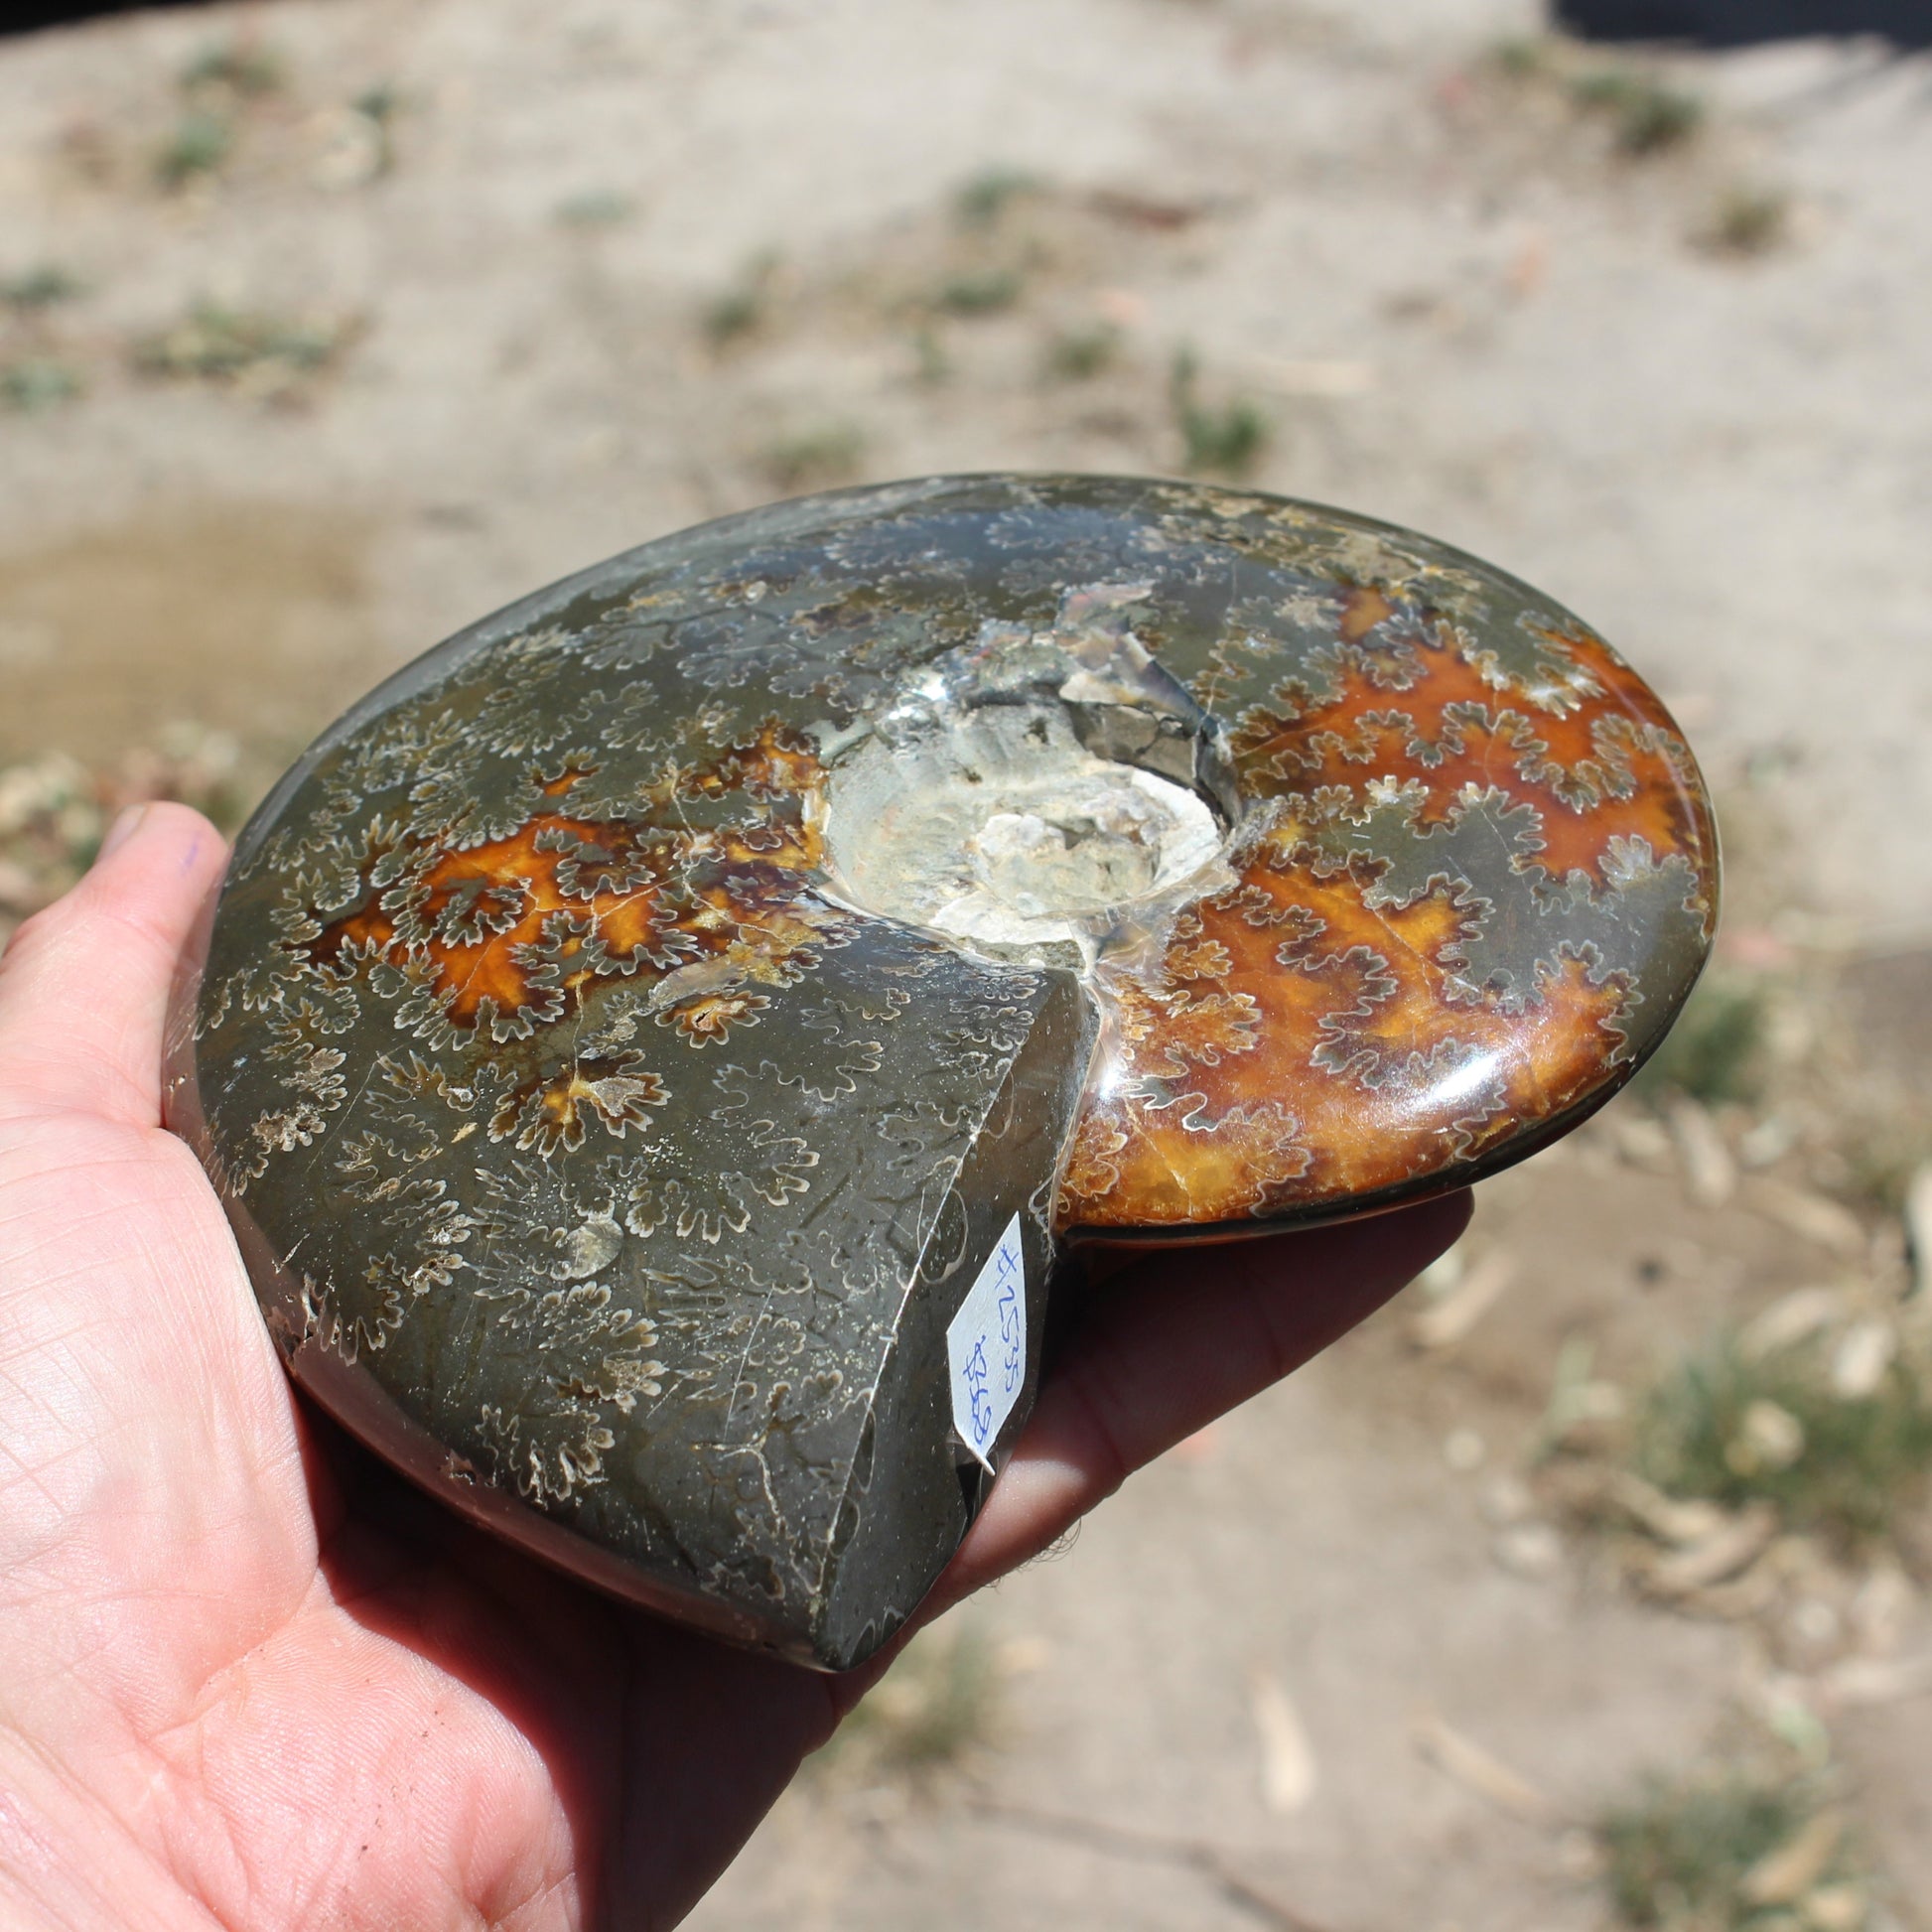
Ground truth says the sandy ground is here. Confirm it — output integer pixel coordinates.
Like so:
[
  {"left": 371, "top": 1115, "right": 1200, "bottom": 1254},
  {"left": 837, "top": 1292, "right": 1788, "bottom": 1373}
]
[{"left": 3, "top": 3, "right": 1932, "bottom": 1927}]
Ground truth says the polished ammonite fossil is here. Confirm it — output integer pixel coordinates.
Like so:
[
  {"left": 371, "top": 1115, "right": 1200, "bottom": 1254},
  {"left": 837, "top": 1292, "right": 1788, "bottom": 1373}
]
[{"left": 164, "top": 475, "right": 1718, "bottom": 1669}]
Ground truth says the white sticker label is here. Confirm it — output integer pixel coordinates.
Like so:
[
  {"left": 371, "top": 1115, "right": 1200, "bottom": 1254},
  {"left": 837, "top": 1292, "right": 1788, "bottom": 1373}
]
[{"left": 946, "top": 1211, "right": 1028, "bottom": 1473}]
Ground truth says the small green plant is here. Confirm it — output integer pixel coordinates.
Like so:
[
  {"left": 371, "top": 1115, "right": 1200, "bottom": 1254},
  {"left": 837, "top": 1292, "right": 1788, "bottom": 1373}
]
[
  {"left": 1043, "top": 322, "right": 1120, "bottom": 380},
  {"left": 1634, "top": 1335, "right": 1932, "bottom": 1549},
  {"left": 1632, "top": 974, "right": 1767, "bottom": 1108},
  {"left": 352, "top": 81, "right": 401, "bottom": 126},
  {"left": 1572, "top": 67, "right": 1705, "bottom": 156},
  {"left": 181, "top": 41, "right": 285, "bottom": 99},
  {"left": 554, "top": 189, "right": 636, "bottom": 230},
  {"left": 760, "top": 422, "right": 864, "bottom": 491},
  {"left": 351, "top": 83, "right": 403, "bottom": 175},
  {"left": 1172, "top": 348, "right": 1269, "bottom": 477},
  {"left": 1705, "top": 185, "right": 1791, "bottom": 258},
  {"left": 1490, "top": 34, "right": 1552, "bottom": 79},
  {"left": 810, "top": 1622, "right": 999, "bottom": 1781},
  {"left": 133, "top": 302, "right": 351, "bottom": 387},
  {"left": 1600, "top": 1758, "right": 1863, "bottom": 1930},
  {"left": 935, "top": 267, "right": 1023, "bottom": 317},
  {"left": 701, "top": 252, "right": 778, "bottom": 346},
  {"left": 954, "top": 165, "right": 1039, "bottom": 227},
  {"left": 0, "top": 734, "right": 249, "bottom": 945},
  {"left": 0, "top": 358, "right": 82, "bottom": 412},
  {"left": 909, "top": 325, "right": 951, "bottom": 385},
  {"left": 154, "top": 110, "right": 234, "bottom": 189},
  {"left": 1, "top": 266, "right": 83, "bottom": 311}
]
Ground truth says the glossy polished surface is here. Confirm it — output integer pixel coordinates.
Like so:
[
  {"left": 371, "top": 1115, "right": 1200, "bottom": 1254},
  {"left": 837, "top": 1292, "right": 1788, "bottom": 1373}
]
[{"left": 166, "top": 475, "right": 1717, "bottom": 1665}]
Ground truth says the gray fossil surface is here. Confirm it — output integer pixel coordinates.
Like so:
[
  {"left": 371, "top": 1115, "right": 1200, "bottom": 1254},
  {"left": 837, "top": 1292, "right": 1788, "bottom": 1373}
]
[{"left": 164, "top": 474, "right": 1716, "bottom": 1668}]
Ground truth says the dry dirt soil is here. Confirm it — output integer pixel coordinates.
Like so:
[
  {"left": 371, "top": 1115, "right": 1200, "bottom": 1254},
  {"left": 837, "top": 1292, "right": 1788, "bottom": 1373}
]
[{"left": 3, "top": 3, "right": 1931, "bottom": 1928}]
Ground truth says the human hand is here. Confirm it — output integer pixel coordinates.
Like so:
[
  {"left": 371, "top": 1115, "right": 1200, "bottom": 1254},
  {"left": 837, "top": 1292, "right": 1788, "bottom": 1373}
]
[{"left": 0, "top": 803, "right": 1467, "bottom": 1930}]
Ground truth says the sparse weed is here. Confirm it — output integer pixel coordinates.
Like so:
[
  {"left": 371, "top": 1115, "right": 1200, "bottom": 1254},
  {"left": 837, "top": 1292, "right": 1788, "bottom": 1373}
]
[
  {"left": 1491, "top": 35, "right": 1552, "bottom": 79},
  {"left": 0, "top": 358, "right": 81, "bottom": 413},
  {"left": 1704, "top": 185, "right": 1792, "bottom": 259},
  {"left": 352, "top": 83, "right": 403, "bottom": 175},
  {"left": 555, "top": 189, "right": 636, "bottom": 230},
  {"left": 158, "top": 42, "right": 283, "bottom": 191},
  {"left": 1571, "top": 67, "right": 1705, "bottom": 157},
  {"left": 133, "top": 303, "right": 352, "bottom": 389},
  {"left": 1, "top": 266, "right": 83, "bottom": 311},
  {"left": 0, "top": 732, "right": 247, "bottom": 941},
  {"left": 936, "top": 267, "right": 1023, "bottom": 317},
  {"left": 352, "top": 82, "right": 402, "bottom": 127},
  {"left": 1599, "top": 1754, "right": 1863, "bottom": 1931},
  {"left": 760, "top": 422, "right": 864, "bottom": 491},
  {"left": 909, "top": 325, "right": 951, "bottom": 386},
  {"left": 181, "top": 41, "right": 285, "bottom": 100},
  {"left": 702, "top": 253, "right": 778, "bottom": 346},
  {"left": 1633, "top": 975, "right": 1767, "bottom": 1109},
  {"left": 954, "top": 166, "right": 1039, "bottom": 227},
  {"left": 1633, "top": 1334, "right": 1932, "bottom": 1550},
  {"left": 1043, "top": 322, "right": 1121, "bottom": 381},
  {"left": 154, "top": 111, "right": 234, "bottom": 190},
  {"left": 1172, "top": 348, "right": 1268, "bottom": 477}
]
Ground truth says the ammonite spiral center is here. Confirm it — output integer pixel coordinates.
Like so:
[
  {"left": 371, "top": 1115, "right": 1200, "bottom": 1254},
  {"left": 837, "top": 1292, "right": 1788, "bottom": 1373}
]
[{"left": 820, "top": 611, "right": 1229, "bottom": 961}]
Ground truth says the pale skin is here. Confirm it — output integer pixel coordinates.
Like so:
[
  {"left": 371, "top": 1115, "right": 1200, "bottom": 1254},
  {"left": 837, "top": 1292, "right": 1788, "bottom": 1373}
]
[{"left": 0, "top": 801, "right": 1467, "bottom": 1931}]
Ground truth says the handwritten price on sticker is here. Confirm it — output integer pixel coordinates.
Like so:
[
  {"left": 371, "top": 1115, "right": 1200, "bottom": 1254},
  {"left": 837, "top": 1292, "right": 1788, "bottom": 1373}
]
[
  {"left": 996, "top": 1244, "right": 1023, "bottom": 1397},
  {"left": 945, "top": 1213, "right": 1029, "bottom": 1473}
]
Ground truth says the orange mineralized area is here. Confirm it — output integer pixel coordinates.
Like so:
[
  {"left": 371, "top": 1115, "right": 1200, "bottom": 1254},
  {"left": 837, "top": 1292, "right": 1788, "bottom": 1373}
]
[
  {"left": 301, "top": 729, "right": 830, "bottom": 1036},
  {"left": 1058, "top": 602, "right": 1711, "bottom": 1232},
  {"left": 1057, "top": 841, "right": 1635, "bottom": 1230},
  {"left": 1232, "top": 615, "right": 1713, "bottom": 892}
]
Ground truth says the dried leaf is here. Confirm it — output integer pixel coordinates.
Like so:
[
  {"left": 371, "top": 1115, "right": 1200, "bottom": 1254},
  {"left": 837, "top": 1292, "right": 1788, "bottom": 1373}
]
[
  {"left": 1251, "top": 1670, "right": 1317, "bottom": 1816},
  {"left": 1831, "top": 1318, "right": 1896, "bottom": 1400},
  {"left": 1410, "top": 1251, "right": 1517, "bottom": 1349},
  {"left": 1638, "top": 1502, "right": 1778, "bottom": 1597},
  {"left": 1738, "top": 1807, "right": 1844, "bottom": 1907},
  {"left": 1668, "top": 1095, "right": 1736, "bottom": 1208},
  {"left": 1801, "top": 1883, "right": 1867, "bottom": 1932},
  {"left": 1750, "top": 1182, "right": 1864, "bottom": 1258},
  {"left": 1818, "top": 1651, "right": 1932, "bottom": 1709},
  {"left": 1739, "top": 1288, "right": 1845, "bottom": 1360},
  {"left": 1559, "top": 1465, "right": 1727, "bottom": 1547},
  {"left": 1609, "top": 1111, "right": 1673, "bottom": 1169}
]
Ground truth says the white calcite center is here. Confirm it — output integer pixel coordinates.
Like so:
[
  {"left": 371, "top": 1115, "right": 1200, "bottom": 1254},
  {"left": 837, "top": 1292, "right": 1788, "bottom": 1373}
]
[{"left": 822, "top": 701, "right": 1221, "bottom": 959}]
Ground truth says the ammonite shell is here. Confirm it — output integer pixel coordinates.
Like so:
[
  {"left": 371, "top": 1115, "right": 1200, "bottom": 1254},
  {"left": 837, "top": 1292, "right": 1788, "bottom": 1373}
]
[{"left": 164, "top": 475, "right": 1717, "bottom": 1669}]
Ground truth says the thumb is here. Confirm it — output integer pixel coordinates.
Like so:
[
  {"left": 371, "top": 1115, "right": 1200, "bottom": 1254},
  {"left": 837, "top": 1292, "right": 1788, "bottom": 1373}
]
[{"left": 0, "top": 803, "right": 229, "bottom": 1128}]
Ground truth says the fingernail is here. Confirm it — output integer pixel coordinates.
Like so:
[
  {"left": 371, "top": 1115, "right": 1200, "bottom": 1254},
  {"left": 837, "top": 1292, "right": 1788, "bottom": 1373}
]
[{"left": 96, "top": 804, "right": 148, "bottom": 865}]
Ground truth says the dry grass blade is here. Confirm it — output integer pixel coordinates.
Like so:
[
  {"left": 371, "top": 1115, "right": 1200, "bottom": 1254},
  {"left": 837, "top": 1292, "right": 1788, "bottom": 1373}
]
[
  {"left": 1818, "top": 1651, "right": 1932, "bottom": 1709},
  {"left": 1413, "top": 1711, "right": 1567, "bottom": 1827},
  {"left": 1668, "top": 1096, "right": 1737, "bottom": 1208},
  {"left": 967, "top": 1797, "right": 1342, "bottom": 1932},
  {"left": 1750, "top": 1182, "right": 1865, "bottom": 1258},
  {"left": 1558, "top": 1465, "right": 1727, "bottom": 1546},
  {"left": 1250, "top": 1669, "right": 1317, "bottom": 1816},
  {"left": 1739, "top": 1288, "right": 1844, "bottom": 1361}
]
